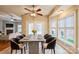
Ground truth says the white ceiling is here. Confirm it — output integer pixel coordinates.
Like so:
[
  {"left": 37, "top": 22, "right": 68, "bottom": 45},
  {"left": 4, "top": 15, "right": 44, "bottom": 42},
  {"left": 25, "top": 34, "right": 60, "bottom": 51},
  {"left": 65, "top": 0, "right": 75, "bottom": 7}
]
[
  {"left": 0, "top": 5, "right": 55, "bottom": 21},
  {"left": 0, "top": 5, "right": 72, "bottom": 21},
  {"left": 51, "top": 5, "right": 72, "bottom": 17},
  {"left": 0, "top": 5, "right": 54, "bottom": 16}
]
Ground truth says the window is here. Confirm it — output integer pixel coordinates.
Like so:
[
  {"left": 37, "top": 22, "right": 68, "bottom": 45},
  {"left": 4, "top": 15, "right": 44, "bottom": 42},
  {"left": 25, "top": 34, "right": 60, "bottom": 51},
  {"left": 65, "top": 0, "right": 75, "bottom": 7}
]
[
  {"left": 50, "top": 13, "right": 76, "bottom": 52},
  {"left": 65, "top": 15, "right": 75, "bottom": 47},
  {"left": 58, "top": 19, "right": 65, "bottom": 41},
  {"left": 66, "top": 29, "right": 75, "bottom": 46},
  {"left": 17, "top": 24, "right": 22, "bottom": 32},
  {"left": 50, "top": 19, "right": 57, "bottom": 28},
  {"left": 58, "top": 19, "right": 64, "bottom": 28},
  {"left": 28, "top": 23, "right": 43, "bottom": 35},
  {"left": 66, "top": 16, "right": 74, "bottom": 27},
  {"left": 35, "top": 23, "right": 42, "bottom": 35},
  {"left": 51, "top": 29, "right": 57, "bottom": 37},
  {"left": 58, "top": 29, "right": 65, "bottom": 41},
  {"left": 49, "top": 18, "right": 57, "bottom": 37},
  {"left": 28, "top": 23, "right": 33, "bottom": 35},
  {"left": 57, "top": 15, "right": 75, "bottom": 47}
]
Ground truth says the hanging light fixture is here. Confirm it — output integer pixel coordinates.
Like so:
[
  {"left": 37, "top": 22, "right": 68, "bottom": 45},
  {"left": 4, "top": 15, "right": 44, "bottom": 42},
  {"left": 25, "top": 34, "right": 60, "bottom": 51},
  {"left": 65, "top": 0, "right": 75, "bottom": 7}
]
[{"left": 30, "top": 13, "right": 36, "bottom": 17}]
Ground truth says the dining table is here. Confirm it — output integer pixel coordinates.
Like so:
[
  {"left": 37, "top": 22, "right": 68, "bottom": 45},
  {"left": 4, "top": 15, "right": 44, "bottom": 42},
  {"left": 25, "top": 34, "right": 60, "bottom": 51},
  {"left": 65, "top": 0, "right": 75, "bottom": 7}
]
[{"left": 20, "top": 36, "right": 45, "bottom": 54}]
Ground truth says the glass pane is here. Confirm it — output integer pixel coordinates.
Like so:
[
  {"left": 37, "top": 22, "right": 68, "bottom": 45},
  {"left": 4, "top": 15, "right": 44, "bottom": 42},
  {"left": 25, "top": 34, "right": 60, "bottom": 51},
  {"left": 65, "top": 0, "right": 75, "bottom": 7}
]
[
  {"left": 58, "top": 29, "right": 65, "bottom": 42},
  {"left": 66, "top": 29, "right": 75, "bottom": 46},
  {"left": 17, "top": 24, "right": 22, "bottom": 32},
  {"left": 35, "top": 23, "right": 42, "bottom": 35},
  {"left": 50, "top": 29, "right": 57, "bottom": 37},
  {"left": 66, "top": 15, "right": 74, "bottom": 27},
  {"left": 65, "top": 29, "right": 75, "bottom": 46},
  {"left": 50, "top": 19, "right": 57, "bottom": 28},
  {"left": 58, "top": 19, "right": 65, "bottom": 28},
  {"left": 28, "top": 23, "right": 33, "bottom": 35}
]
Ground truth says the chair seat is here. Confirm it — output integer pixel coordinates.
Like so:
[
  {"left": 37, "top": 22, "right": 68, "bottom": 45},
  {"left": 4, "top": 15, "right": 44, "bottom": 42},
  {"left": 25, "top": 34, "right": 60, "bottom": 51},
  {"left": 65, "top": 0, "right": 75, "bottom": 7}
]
[
  {"left": 18, "top": 44, "right": 25, "bottom": 49},
  {"left": 43, "top": 43, "right": 48, "bottom": 48}
]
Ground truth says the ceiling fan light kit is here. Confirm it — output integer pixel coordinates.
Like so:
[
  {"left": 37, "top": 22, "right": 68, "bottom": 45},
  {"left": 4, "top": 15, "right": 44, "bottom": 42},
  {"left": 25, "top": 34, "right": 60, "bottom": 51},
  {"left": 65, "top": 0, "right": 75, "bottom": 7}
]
[
  {"left": 24, "top": 5, "right": 43, "bottom": 16},
  {"left": 30, "top": 13, "right": 36, "bottom": 16}
]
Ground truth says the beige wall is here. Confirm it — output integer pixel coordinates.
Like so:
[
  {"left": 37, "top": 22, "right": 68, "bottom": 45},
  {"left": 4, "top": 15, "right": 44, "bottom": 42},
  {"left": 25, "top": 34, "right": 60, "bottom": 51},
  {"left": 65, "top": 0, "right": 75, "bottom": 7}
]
[
  {"left": 22, "top": 15, "right": 48, "bottom": 35},
  {"left": 22, "top": 15, "right": 27, "bottom": 35}
]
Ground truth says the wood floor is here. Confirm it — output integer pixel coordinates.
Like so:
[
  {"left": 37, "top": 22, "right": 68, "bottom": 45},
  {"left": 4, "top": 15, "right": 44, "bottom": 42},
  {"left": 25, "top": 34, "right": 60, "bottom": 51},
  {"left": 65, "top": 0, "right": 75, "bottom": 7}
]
[
  {"left": 0, "top": 44, "right": 68, "bottom": 54},
  {"left": 0, "top": 40, "right": 10, "bottom": 51},
  {"left": 0, "top": 40, "right": 69, "bottom": 54}
]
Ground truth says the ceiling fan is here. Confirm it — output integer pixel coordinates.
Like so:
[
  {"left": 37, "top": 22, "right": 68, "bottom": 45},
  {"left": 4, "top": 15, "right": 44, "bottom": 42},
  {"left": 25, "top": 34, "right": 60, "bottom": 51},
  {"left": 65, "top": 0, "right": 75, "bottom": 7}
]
[{"left": 24, "top": 5, "right": 43, "bottom": 16}]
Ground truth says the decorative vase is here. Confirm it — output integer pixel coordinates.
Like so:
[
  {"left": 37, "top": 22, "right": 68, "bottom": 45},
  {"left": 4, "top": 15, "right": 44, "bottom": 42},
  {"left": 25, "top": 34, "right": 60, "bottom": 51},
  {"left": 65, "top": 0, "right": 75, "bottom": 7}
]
[{"left": 33, "top": 33, "right": 35, "bottom": 36}]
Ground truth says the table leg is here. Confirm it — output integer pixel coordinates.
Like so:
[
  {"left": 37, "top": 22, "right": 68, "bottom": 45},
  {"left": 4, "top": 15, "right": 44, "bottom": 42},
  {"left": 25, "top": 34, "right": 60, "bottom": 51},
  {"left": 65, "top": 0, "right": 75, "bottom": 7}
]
[{"left": 29, "top": 42, "right": 39, "bottom": 54}]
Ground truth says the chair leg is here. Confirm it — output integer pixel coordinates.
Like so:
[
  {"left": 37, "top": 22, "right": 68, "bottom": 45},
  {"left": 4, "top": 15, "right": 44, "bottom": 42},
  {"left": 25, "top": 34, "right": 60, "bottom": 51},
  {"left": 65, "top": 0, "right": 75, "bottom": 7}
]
[
  {"left": 21, "top": 49, "right": 23, "bottom": 54},
  {"left": 43, "top": 49, "right": 45, "bottom": 54},
  {"left": 11, "top": 49, "right": 13, "bottom": 54},
  {"left": 51, "top": 49, "right": 52, "bottom": 54},
  {"left": 24, "top": 47, "right": 26, "bottom": 54},
  {"left": 53, "top": 49, "right": 55, "bottom": 54},
  {"left": 41, "top": 42, "right": 43, "bottom": 53},
  {"left": 16, "top": 50, "right": 17, "bottom": 54},
  {"left": 26, "top": 43, "right": 27, "bottom": 49}
]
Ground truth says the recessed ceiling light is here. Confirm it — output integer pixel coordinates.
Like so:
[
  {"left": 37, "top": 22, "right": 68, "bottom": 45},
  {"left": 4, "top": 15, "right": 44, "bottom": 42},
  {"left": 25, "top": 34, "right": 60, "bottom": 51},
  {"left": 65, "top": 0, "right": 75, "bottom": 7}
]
[{"left": 11, "top": 19, "right": 14, "bottom": 21}]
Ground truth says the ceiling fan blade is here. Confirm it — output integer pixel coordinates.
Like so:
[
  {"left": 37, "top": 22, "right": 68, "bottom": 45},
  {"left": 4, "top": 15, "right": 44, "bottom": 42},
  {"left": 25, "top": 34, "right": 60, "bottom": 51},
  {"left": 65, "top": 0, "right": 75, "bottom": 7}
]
[
  {"left": 36, "top": 9, "right": 41, "bottom": 12},
  {"left": 36, "top": 13, "right": 43, "bottom": 16},
  {"left": 24, "top": 8, "right": 33, "bottom": 12}
]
